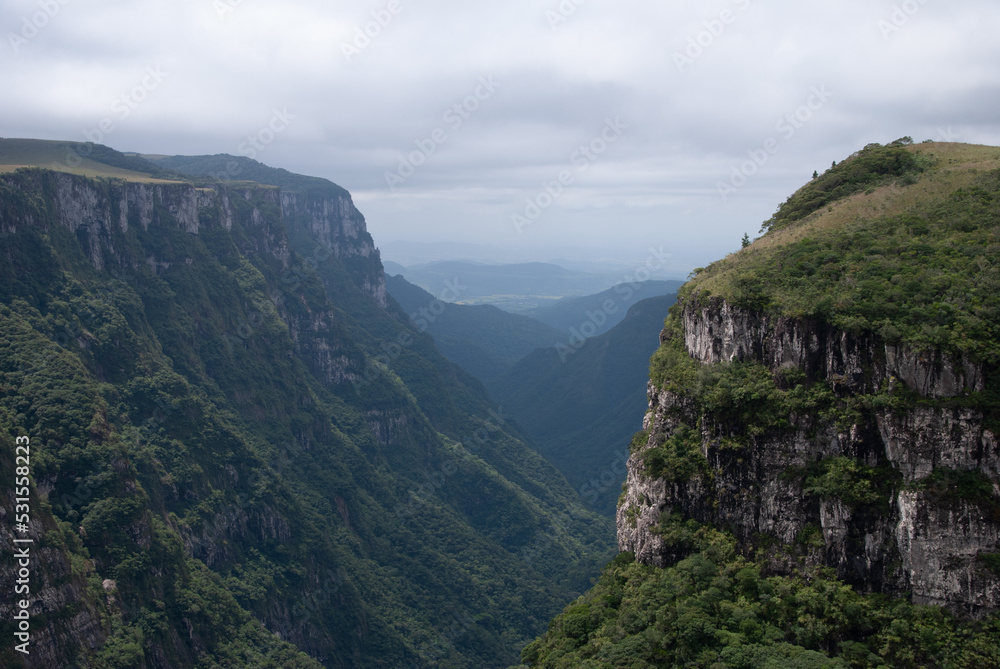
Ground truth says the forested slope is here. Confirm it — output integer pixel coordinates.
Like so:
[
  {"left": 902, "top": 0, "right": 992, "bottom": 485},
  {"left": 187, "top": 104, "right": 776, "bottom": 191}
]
[
  {"left": 0, "top": 144, "right": 614, "bottom": 668},
  {"left": 524, "top": 140, "right": 1000, "bottom": 668}
]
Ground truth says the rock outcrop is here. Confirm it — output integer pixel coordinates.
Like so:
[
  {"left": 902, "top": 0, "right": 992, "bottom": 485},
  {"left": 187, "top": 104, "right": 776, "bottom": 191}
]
[
  {"left": 619, "top": 298, "right": 1000, "bottom": 616},
  {"left": 4, "top": 169, "right": 385, "bottom": 307}
]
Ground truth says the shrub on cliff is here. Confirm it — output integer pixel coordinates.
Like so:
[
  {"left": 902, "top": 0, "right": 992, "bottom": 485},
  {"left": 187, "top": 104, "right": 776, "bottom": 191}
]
[{"left": 522, "top": 520, "right": 1000, "bottom": 668}]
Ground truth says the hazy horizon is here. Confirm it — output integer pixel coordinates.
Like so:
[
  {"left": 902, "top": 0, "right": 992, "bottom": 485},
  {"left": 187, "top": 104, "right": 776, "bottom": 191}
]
[{"left": 4, "top": 1, "right": 1000, "bottom": 272}]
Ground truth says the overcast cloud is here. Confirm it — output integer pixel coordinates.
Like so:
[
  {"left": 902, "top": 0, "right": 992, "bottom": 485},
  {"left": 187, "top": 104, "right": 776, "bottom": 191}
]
[{"left": 3, "top": 0, "right": 999, "bottom": 274}]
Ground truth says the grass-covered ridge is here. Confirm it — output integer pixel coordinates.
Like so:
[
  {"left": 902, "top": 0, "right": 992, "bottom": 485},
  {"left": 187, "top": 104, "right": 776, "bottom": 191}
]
[
  {"left": 522, "top": 519, "right": 1000, "bottom": 669},
  {"left": 0, "top": 137, "right": 186, "bottom": 183},
  {"left": 763, "top": 138, "right": 932, "bottom": 232},
  {"left": 691, "top": 141, "right": 1000, "bottom": 362}
]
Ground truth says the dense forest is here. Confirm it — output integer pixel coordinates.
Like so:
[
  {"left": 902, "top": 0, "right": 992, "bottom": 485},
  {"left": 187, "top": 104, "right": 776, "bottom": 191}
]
[
  {"left": 523, "top": 140, "right": 1000, "bottom": 668},
  {"left": 0, "top": 142, "right": 613, "bottom": 668}
]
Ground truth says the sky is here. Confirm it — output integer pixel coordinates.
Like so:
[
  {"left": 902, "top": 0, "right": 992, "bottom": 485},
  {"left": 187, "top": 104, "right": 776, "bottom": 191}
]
[{"left": 3, "top": 0, "right": 1000, "bottom": 276}]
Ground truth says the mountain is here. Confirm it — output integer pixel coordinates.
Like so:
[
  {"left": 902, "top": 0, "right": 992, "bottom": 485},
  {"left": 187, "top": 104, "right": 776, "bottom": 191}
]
[
  {"left": 147, "top": 153, "right": 350, "bottom": 198},
  {"left": 490, "top": 295, "right": 678, "bottom": 516},
  {"left": 527, "top": 279, "right": 684, "bottom": 337},
  {"left": 387, "top": 260, "right": 621, "bottom": 312},
  {"left": 0, "top": 139, "right": 614, "bottom": 668},
  {"left": 0, "top": 137, "right": 185, "bottom": 182},
  {"left": 524, "top": 140, "right": 1000, "bottom": 666},
  {"left": 385, "top": 274, "right": 562, "bottom": 383},
  {"left": 382, "top": 260, "right": 409, "bottom": 277}
]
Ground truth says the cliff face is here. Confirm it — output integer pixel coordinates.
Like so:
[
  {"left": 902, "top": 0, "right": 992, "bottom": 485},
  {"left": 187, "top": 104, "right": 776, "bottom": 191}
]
[
  {"left": 618, "top": 299, "right": 1000, "bottom": 615},
  {"left": 1, "top": 164, "right": 614, "bottom": 668},
  {"left": 23, "top": 170, "right": 385, "bottom": 305},
  {"left": 3, "top": 170, "right": 383, "bottom": 666},
  {"left": 279, "top": 191, "right": 387, "bottom": 309}
]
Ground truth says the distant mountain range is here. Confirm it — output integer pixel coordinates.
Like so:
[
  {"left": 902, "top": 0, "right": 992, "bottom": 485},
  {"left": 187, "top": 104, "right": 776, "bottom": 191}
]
[
  {"left": 378, "top": 240, "right": 691, "bottom": 278},
  {"left": 527, "top": 279, "right": 684, "bottom": 337},
  {"left": 384, "top": 260, "right": 628, "bottom": 312},
  {"left": 385, "top": 274, "right": 563, "bottom": 383}
]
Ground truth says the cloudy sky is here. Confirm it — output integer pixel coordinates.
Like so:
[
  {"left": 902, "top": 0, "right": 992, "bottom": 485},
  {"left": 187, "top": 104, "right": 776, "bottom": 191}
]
[{"left": 3, "top": 0, "right": 999, "bottom": 275}]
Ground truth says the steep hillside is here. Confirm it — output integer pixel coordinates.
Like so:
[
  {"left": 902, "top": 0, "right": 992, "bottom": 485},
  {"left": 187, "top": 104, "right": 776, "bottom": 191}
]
[
  {"left": 385, "top": 274, "right": 562, "bottom": 383},
  {"left": 492, "top": 295, "right": 678, "bottom": 516},
  {"left": 523, "top": 140, "right": 1000, "bottom": 667},
  {"left": 0, "top": 143, "right": 614, "bottom": 668}
]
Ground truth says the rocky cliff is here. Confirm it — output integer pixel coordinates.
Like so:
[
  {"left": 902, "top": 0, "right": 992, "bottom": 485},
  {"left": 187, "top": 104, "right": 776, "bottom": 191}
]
[
  {"left": 1, "top": 155, "right": 614, "bottom": 668},
  {"left": 7, "top": 169, "right": 385, "bottom": 305},
  {"left": 618, "top": 142, "right": 1000, "bottom": 618},
  {"left": 1, "top": 168, "right": 386, "bottom": 666},
  {"left": 521, "top": 141, "right": 1000, "bottom": 668},
  {"left": 619, "top": 299, "right": 1000, "bottom": 615}
]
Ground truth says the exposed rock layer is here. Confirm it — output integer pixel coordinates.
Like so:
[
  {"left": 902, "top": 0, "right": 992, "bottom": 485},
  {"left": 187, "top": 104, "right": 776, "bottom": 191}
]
[
  {"left": 619, "top": 300, "right": 1000, "bottom": 615},
  {"left": 0, "top": 170, "right": 389, "bottom": 666}
]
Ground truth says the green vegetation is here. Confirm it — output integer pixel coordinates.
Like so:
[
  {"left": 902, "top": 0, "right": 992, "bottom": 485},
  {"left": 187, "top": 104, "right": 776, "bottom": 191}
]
[
  {"left": 649, "top": 330, "right": 862, "bottom": 444},
  {"left": 149, "top": 153, "right": 350, "bottom": 197},
  {"left": 385, "top": 274, "right": 563, "bottom": 383},
  {"left": 912, "top": 467, "right": 1000, "bottom": 521},
  {"left": 641, "top": 424, "right": 705, "bottom": 483},
  {"left": 764, "top": 138, "right": 928, "bottom": 232},
  {"left": 0, "top": 156, "right": 613, "bottom": 667},
  {"left": 490, "top": 295, "right": 679, "bottom": 515},
  {"left": 527, "top": 142, "right": 1000, "bottom": 668},
  {"left": 798, "top": 457, "right": 899, "bottom": 513},
  {"left": 522, "top": 520, "right": 1000, "bottom": 668},
  {"left": 981, "top": 553, "right": 1000, "bottom": 578},
  {"left": 690, "top": 142, "right": 1000, "bottom": 362},
  {"left": 0, "top": 137, "right": 186, "bottom": 182}
]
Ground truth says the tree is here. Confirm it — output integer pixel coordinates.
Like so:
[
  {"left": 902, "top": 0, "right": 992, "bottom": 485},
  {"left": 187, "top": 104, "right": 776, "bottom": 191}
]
[{"left": 741, "top": 233, "right": 751, "bottom": 248}]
